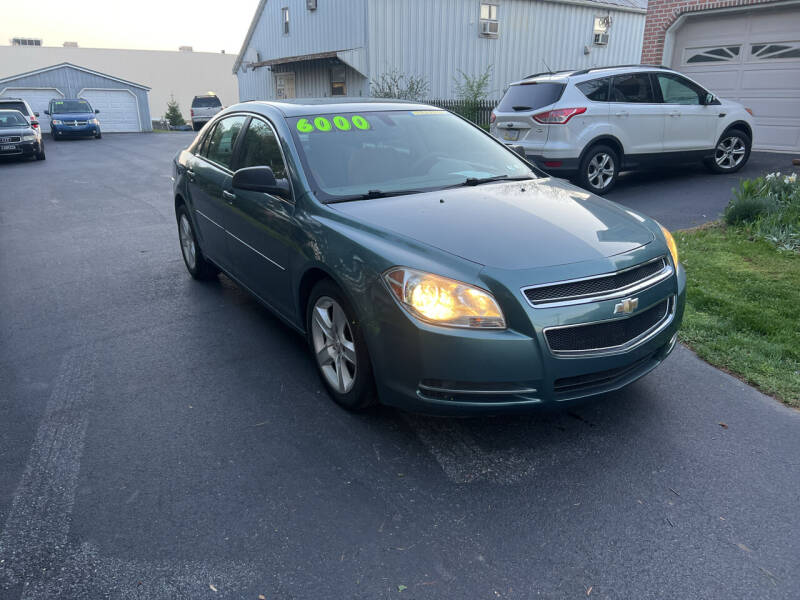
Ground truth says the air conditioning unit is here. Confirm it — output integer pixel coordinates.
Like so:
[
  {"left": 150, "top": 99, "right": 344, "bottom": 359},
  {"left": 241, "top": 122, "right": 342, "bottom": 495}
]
[
  {"left": 594, "top": 32, "right": 609, "bottom": 46},
  {"left": 480, "top": 21, "right": 499, "bottom": 36},
  {"left": 307, "top": 0, "right": 317, "bottom": 9}
]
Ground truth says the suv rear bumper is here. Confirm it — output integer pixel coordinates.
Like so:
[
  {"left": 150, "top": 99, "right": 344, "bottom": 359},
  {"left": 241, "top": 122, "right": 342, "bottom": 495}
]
[{"left": 525, "top": 154, "right": 579, "bottom": 174}]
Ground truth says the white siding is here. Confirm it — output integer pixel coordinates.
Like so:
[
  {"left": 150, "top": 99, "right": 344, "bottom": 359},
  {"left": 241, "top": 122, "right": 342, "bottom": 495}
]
[
  {"left": 236, "top": 0, "right": 646, "bottom": 101},
  {"left": 367, "top": 0, "right": 646, "bottom": 98}
]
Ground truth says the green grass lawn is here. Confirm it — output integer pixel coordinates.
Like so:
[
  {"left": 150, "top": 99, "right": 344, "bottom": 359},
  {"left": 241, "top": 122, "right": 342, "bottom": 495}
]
[{"left": 676, "top": 224, "right": 800, "bottom": 408}]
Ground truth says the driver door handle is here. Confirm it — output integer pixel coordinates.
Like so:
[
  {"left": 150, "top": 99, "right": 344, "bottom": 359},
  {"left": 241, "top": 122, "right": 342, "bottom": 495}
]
[
  {"left": 222, "top": 190, "right": 236, "bottom": 204},
  {"left": 669, "top": 111, "right": 681, "bottom": 117},
  {"left": 615, "top": 111, "right": 629, "bottom": 118}
]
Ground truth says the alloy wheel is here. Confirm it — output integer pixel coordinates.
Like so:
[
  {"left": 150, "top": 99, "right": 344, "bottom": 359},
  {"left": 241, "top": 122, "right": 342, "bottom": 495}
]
[
  {"left": 178, "top": 214, "right": 196, "bottom": 270},
  {"left": 715, "top": 136, "right": 746, "bottom": 169},
  {"left": 310, "top": 296, "right": 357, "bottom": 394},
  {"left": 587, "top": 152, "right": 615, "bottom": 190}
]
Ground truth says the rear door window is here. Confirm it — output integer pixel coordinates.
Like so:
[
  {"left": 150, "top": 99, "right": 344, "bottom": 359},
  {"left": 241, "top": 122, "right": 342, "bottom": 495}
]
[
  {"left": 576, "top": 77, "right": 611, "bottom": 101},
  {"left": 203, "top": 115, "right": 246, "bottom": 169},
  {"left": 610, "top": 73, "right": 656, "bottom": 103},
  {"left": 193, "top": 96, "right": 222, "bottom": 108},
  {"left": 496, "top": 82, "right": 565, "bottom": 112}
]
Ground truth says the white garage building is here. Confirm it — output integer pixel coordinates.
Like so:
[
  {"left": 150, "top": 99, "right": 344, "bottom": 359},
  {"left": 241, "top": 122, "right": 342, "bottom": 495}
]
[{"left": 0, "top": 63, "right": 151, "bottom": 133}]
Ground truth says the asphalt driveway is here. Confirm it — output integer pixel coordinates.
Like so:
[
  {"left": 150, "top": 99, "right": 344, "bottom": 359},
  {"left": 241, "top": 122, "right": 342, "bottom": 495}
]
[{"left": 1, "top": 134, "right": 798, "bottom": 599}]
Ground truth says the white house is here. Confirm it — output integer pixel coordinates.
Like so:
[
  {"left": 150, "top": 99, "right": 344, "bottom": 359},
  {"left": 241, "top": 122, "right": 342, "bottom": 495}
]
[{"left": 234, "top": 0, "right": 649, "bottom": 102}]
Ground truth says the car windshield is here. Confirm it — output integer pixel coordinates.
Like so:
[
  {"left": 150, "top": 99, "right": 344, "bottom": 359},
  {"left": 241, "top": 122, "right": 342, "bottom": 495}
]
[
  {"left": 0, "top": 111, "right": 28, "bottom": 127},
  {"left": 52, "top": 100, "right": 92, "bottom": 113},
  {"left": 193, "top": 96, "right": 221, "bottom": 107},
  {"left": 288, "top": 110, "right": 535, "bottom": 201},
  {"left": 0, "top": 101, "right": 28, "bottom": 115}
]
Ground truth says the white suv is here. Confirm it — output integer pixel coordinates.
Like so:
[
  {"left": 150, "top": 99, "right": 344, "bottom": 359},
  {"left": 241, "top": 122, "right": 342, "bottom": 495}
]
[
  {"left": 490, "top": 65, "right": 755, "bottom": 194},
  {"left": 190, "top": 94, "right": 223, "bottom": 131}
]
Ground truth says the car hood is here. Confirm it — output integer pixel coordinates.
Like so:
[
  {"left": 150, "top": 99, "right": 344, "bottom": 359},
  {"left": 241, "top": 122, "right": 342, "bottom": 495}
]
[{"left": 330, "top": 178, "right": 655, "bottom": 270}]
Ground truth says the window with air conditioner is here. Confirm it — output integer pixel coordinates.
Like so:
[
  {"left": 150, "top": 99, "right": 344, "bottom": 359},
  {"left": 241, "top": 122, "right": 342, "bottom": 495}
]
[
  {"left": 307, "top": 0, "right": 317, "bottom": 9},
  {"left": 593, "top": 16, "right": 609, "bottom": 46},
  {"left": 479, "top": 3, "right": 499, "bottom": 38}
]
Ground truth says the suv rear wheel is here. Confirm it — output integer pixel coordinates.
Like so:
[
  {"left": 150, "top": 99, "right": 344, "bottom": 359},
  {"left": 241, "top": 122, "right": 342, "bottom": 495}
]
[
  {"left": 578, "top": 144, "right": 619, "bottom": 195},
  {"left": 706, "top": 129, "right": 751, "bottom": 174}
]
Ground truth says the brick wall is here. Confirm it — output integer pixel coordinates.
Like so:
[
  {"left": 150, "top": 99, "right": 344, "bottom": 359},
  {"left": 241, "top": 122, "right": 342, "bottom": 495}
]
[{"left": 641, "top": 0, "right": 782, "bottom": 64}]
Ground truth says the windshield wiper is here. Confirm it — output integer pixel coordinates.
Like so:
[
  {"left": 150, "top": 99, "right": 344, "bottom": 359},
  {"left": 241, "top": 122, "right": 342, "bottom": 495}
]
[
  {"left": 452, "top": 174, "right": 535, "bottom": 188},
  {"left": 325, "top": 188, "right": 425, "bottom": 204}
]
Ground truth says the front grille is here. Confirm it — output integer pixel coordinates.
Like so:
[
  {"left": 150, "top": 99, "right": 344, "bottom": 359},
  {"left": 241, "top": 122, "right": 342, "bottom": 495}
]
[
  {"left": 545, "top": 298, "right": 670, "bottom": 353},
  {"left": 524, "top": 258, "right": 666, "bottom": 305},
  {"left": 0, "top": 136, "right": 21, "bottom": 143},
  {"left": 65, "top": 120, "right": 88, "bottom": 126},
  {"left": 554, "top": 351, "right": 657, "bottom": 394}
]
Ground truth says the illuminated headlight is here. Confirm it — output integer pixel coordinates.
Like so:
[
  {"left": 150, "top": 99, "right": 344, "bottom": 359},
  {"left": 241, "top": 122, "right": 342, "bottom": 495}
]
[
  {"left": 89, "top": 118, "right": 99, "bottom": 125},
  {"left": 384, "top": 267, "right": 506, "bottom": 329},
  {"left": 22, "top": 134, "right": 36, "bottom": 141},
  {"left": 52, "top": 119, "right": 63, "bottom": 125},
  {"left": 658, "top": 224, "right": 679, "bottom": 267}
]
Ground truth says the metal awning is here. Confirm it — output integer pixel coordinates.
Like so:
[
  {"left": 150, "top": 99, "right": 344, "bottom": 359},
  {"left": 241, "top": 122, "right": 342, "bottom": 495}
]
[
  {"left": 249, "top": 48, "right": 367, "bottom": 77},
  {"left": 252, "top": 50, "right": 340, "bottom": 68}
]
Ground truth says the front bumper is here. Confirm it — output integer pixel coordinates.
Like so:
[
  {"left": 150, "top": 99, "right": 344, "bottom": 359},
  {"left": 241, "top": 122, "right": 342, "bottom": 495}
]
[
  {"left": 366, "top": 262, "right": 686, "bottom": 415},
  {"left": 0, "top": 140, "right": 39, "bottom": 158},
  {"left": 52, "top": 124, "right": 99, "bottom": 137}
]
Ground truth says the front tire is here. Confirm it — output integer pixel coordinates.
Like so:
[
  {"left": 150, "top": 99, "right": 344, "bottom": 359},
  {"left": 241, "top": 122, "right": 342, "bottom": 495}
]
[
  {"left": 306, "top": 280, "right": 377, "bottom": 411},
  {"left": 36, "top": 145, "right": 46, "bottom": 160},
  {"left": 176, "top": 204, "right": 218, "bottom": 280},
  {"left": 95, "top": 130, "right": 102, "bottom": 139},
  {"left": 706, "top": 129, "right": 750, "bottom": 174},
  {"left": 578, "top": 144, "right": 619, "bottom": 195}
]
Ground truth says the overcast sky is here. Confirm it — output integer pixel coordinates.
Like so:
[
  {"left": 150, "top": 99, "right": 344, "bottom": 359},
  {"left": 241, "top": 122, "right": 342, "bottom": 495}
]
[{"left": 0, "top": 0, "right": 261, "bottom": 54}]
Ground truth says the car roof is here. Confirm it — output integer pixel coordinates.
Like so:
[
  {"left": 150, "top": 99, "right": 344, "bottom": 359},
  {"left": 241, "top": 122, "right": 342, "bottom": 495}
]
[
  {"left": 232, "top": 98, "right": 437, "bottom": 117},
  {"left": 0, "top": 109, "right": 28, "bottom": 117},
  {"left": 510, "top": 65, "right": 675, "bottom": 86}
]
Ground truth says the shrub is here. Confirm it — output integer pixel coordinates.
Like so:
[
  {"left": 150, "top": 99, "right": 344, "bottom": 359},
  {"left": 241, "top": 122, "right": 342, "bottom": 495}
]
[
  {"left": 725, "top": 172, "right": 800, "bottom": 251},
  {"left": 370, "top": 71, "right": 430, "bottom": 101},
  {"left": 452, "top": 66, "right": 493, "bottom": 124}
]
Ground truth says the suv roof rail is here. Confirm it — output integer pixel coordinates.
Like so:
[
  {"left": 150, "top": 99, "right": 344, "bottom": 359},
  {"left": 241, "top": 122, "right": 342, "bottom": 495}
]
[{"left": 570, "top": 64, "right": 672, "bottom": 76}]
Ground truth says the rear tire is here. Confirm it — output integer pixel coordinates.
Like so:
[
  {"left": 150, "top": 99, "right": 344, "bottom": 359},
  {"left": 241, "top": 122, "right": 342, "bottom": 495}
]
[
  {"left": 705, "top": 129, "right": 750, "bottom": 174},
  {"left": 192, "top": 122, "right": 201, "bottom": 132},
  {"left": 578, "top": 144, "right": 619, "bottom": 195},
  {"left": 306, "top": 279, "right": 378, "bottom": 412},
  {"left": 176, "top": 204, "right": 219, "bottom": 280}
]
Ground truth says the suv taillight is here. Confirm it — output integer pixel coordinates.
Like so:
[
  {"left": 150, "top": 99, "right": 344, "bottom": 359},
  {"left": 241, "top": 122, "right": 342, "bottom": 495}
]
[
  {"left": 490, "top": 111, "right": 496, "bottom": 123},
  {"left": 533, "top": 107, "right": 586, "bottom": 124},
  {"left": 190, "top": 109, "right": 194, "bottom": 117}
]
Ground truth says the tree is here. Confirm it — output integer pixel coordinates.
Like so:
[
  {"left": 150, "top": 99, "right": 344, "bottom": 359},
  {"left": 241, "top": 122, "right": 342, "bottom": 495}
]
[
  {"left": 164, "top": 95, "right": 185, "bottom": 127},
  {"left": 370, "top": 70, "right": 430, "bottom": 101},
  {"left": 452, "top": 65, "right": 493, "bottom": 124}
]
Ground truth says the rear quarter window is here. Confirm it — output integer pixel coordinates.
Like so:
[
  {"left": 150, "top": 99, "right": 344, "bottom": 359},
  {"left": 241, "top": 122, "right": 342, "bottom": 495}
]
[
  {"left": 496, "top": 82, "right": 565, "bottom": 113},
  {"left": 576, "top": 77, "right": 611, "bottom": 101}
]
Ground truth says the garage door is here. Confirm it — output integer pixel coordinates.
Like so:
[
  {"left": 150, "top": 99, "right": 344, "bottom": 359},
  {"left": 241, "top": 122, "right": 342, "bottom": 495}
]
[
  {"left": 671, "top": 6, "right": 800, "bottom": 152},
  {"left": 79, "top": 89, "right": 140, "bottom": 132},
  {"left": 0, "top": 88, "right": 64, "bottom": 133}
]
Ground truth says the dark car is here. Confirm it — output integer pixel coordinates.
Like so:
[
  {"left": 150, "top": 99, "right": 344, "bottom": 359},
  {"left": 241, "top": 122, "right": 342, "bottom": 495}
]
[
  {"left": 172, "top": 99, "right": 685, "bottom": 414},
  {"left": 0, "top": 109, "right": 45, "bottom": 160},
  {"left": 45, "top": 98, "right": 101, "bottom": 140}
]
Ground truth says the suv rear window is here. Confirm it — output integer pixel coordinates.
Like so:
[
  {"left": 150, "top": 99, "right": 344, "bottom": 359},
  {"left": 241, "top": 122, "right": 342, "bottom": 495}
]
[
  {"left": 496, "top": 82, "right": 565, "bottom": 112},
  {"left": 0, "top": 101, "right": 29, "bottom": 115},
  {"left": 192, "top": 96, "right": 222, "bottom": 108}
]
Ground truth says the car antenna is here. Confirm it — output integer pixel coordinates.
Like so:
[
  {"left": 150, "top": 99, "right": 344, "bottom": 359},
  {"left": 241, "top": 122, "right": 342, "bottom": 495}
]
[{"left": 542, "top": 58, "right": 553, "bottom": 73}]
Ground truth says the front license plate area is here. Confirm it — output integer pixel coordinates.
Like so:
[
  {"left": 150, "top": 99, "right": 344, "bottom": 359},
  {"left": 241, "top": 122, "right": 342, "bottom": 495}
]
[
  {"left": 502, "top": 129, "right": 519, "bottom": 141},
  {"left": 1, "top": 144, "right": 17, "bottom": 151}
]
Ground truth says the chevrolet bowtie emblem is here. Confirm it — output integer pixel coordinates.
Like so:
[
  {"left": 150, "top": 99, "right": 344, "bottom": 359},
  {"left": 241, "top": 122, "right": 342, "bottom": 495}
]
[{"left": 614, "top": 297, "right": 639, "bottom": 315}]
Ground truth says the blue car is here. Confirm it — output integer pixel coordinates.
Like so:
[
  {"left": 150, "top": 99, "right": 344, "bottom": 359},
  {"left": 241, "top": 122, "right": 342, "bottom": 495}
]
[{"left": 44, "top": 98, "right": 101, "bottom": 140}]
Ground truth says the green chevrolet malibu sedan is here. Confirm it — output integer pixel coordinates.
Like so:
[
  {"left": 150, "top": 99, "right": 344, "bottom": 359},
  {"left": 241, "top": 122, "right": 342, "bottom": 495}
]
[{"left": 172, "top": 99, "right": 685, "bottom": 414}]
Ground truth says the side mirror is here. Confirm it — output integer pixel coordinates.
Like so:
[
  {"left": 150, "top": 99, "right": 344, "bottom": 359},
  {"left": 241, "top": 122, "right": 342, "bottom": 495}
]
[
  {"left": 232, "top": 166, "right": 291, "bottom": 199},
  {"left": 508, "top": 144, "right": 527, "bottom": 159},
  {"left": 34, "top": 112, "right": 39, "bottom": 117},
  {"left": 44, "top": 110, "right": 50, "bottom": 115},
  {"left": 704, "top": 93, "right": 716, "bottom": 105},
  {"left": 31, "top": 121, "right": 39, "bottom": 127},
  {"left": 95, "top": 109, "right": 100, "bottom": 114}
]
